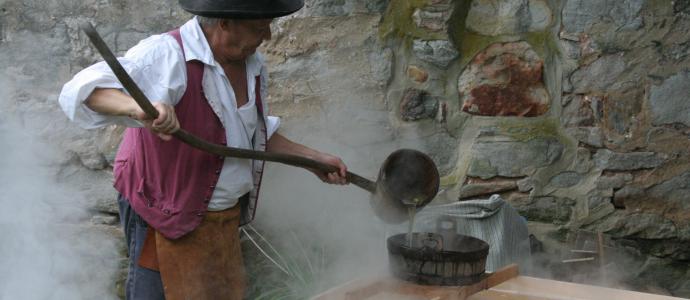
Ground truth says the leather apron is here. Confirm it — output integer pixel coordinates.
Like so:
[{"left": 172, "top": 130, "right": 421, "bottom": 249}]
[{"left": 139, "top": 205, "right": 245, "bottom": 300}]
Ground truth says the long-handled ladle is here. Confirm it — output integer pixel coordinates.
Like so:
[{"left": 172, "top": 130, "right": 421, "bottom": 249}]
[{"left": 80, "top": 22, "right": 439, "bottom": 223}]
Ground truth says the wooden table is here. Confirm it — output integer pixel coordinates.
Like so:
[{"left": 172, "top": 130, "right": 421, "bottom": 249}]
[{"left": 312, "top": 264, "right": 685, "bottom": 300}]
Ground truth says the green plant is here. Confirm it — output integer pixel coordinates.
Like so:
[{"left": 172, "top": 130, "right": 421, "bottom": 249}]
[{"left": 242, "top": 225, "right": 330, "bottom": 300}]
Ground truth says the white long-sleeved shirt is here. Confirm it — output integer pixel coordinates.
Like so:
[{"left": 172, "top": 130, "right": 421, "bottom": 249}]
[{"left": 59, "top": 17, "right": 280, "bottom": 211}]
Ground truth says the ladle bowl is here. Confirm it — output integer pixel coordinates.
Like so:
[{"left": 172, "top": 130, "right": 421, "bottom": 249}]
[{"left": 372, "top": 149, "right": 440, "bottom": 223}]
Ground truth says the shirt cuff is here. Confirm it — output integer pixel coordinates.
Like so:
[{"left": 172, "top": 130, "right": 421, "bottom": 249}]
[{"left": 265, "top": 116, "right": 280, "bottom": 139}]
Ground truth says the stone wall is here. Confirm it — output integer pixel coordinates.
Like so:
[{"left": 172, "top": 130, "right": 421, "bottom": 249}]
[
  {"left": 2, "top": 0, "right": 690, "bottom": 297},
  {"left": 378, "top": 0, "right": 690, "bottom": 296}
]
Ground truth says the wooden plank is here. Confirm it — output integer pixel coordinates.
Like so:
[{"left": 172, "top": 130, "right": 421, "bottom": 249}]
[
  {"left": 312, "top": 266, "right": 681, "bottom": 300},
  {"left": 457, "top": 264, "right": 520, "bottom": 300},
  {"left": 312, "top": 265, "right": 521, "bottom": 300},
  {"left": 485, "top": 264, "right": 519, "bottom": 288},
  {"left": 489, "top": 276, "right": 685, "bottom": 300},
  {"left": 562, "top": 257, "right": 596, "bottom": 263},
  {"left": 468, "top": 289, "right": 553, "bottom": 300}
]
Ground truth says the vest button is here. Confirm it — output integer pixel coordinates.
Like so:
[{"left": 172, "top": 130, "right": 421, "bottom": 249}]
[
  {"left": 210, "top": 185, "right": 215, "bottom": 189},
  {"left": 215, "top": 169, "right": 221, "bottom": 174},
  {"left": 163, "top": 209, "right": 170, "bottom": 215},
  {"left": 197, "top": 212, "right": 204, "bottom": 217}
]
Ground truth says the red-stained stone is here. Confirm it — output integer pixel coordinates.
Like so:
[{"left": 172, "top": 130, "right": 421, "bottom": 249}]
[{"left": 459, "top": 42, "right": 550, "bottom": 117}]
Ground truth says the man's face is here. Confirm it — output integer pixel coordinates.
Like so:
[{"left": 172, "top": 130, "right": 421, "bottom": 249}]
[{"left": 214, "top": 19, "right": 272, "bottom": 63}]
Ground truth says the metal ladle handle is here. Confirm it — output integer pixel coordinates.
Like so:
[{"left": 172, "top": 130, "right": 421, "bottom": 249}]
[{"left": 79, "top": 22, "right": 376, "bottom": 192}]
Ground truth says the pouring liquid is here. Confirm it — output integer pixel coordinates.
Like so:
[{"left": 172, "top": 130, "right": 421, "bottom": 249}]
[
  {"left": 407, "top": 207, "right": 416, "bottom": 248},
  {"left": 406, "top": 197, "right": 422, "bottom": 248}
]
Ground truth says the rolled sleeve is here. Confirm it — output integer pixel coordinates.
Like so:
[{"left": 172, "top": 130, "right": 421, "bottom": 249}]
[
  {"left": 58, "top": 60, "right": 143, "bottom": 129},
  {"left": 57, "top": 34, "right": 185, "bottom": 129}
]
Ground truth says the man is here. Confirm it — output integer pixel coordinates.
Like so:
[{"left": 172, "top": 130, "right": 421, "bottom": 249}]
[
  {"left": 416, "top": 194, "right": 531, "bottom": 272},
  {"left": 58, "top": 1, "right": 347, "bottom": 299}
]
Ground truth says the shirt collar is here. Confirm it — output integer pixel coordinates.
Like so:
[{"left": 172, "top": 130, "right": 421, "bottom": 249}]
[{"left": 179, "top": 17, "right": 264, "bottom": 77}]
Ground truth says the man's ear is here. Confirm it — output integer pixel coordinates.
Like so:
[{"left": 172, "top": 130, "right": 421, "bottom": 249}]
[{"left": 219, "top": 19, "right": 233, "bottom": 31}]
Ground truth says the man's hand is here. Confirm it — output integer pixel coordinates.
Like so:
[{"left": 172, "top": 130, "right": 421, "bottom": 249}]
[
  {"left": 131, "top": 102, "right": 180, "bottom": 141},
  {"left": 311, "top": 152, "right": 348, "bottom": 185}
]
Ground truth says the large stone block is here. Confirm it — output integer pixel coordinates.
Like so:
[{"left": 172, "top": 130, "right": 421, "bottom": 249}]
[
  {"left": 577, "top": 202, "right": 616, "bottom": 226},
  {"left": 368, "top": 47, "right": 393, "bottom": 87},
  {"left": 399, "top": 88, "right": 438, "bottom": 121},
  {"left": 596, "top": 173, "right": 633, "bottom": 190},
  {"left": 465, "top": 0, "right": 552, "bottom": 36},
  {"left": 565, "top": 127, "right": 604, "bottom": 148},
  {"left": 593, "top": 149, "right": 667, "bottom": 171},
  {"left": 649, "top": 71, "right": 690, "bottom": 127},
  {"left": 604, "top": 213, "right": 678, "bottom": 239},
  {"left": 459, "top": 42, "right": 549, "bottom": 117},
  {"left": 458, "top": 177, "right": 519, "bottom": 199},
  {"left": 412, "top": 1, "right": 453, "bottom": 33},
  {"left": 513, "top": 196, "right": 575, "bottom": 223},
  {"left": 562, "top": 0, "right": 644, "bottom": 33},
  {"left": 675, "top": 0, "right": 690, "bottom": 15},
  {"left": 632, "top": 257, "right": 688, "bottom": 291},
  {"left": 647, "top": 171, "right": 690, "bottom": 212},
  {"left": 561, "top": 95, "right": 596, "bottom": 127},
  {"left": 570, "top": 54, "right": 626, "bottom": 94},
  {"left": 412, "top": 39, "right": 459, "bottom": 68},
  {"left": 468, "top": 133, "right": 564, "bottom": 179},
  {"left": 298, "top": 0, "right": 389, "bottom": 16},
  {"left": 549, "top": 171, "right": 583, "bottom": 188},
  {"left": 613, "top": 185, "right": 644, "bottom": 208},
  {"left": 573, "top": 147, "right": 594, "bottom": 174}
]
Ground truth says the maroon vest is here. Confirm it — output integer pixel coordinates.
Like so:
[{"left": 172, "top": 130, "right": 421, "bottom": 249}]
[{"left": 113, "top": 29, "right": 267, "bottom": 239}]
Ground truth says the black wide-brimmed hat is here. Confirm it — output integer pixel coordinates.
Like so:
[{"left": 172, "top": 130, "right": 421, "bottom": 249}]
[{"left": 179, "top": 0, "right": 304, "bottom": 19}]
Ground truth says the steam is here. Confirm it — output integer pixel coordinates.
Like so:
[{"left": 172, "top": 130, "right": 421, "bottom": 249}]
[
  {"left": 249, "top": 14, "right": 446, "bottom": 295},
  {"left": 0, "top": 79, "right": 119, "bottom": 299},
  {"left": 254, "top": 67, "right": 422, "bottom": 295},
  {"left": 257, "top": 139, "right": 396, "bottom": 287}
]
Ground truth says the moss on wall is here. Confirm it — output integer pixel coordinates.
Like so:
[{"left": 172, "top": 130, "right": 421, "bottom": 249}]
[
  {"left": 379, "top": 0, "right": 445, "bottom": 41},
  {"left": 498, "top": 118, "right": 562, "bottom": 142},
  {"left": 457, "top": 31, "right": 494, "bottom": 65},
  {"left": 448, "top": 0, "right": 491, "bottom": 65},
  {"left": 447, "top": 0, "right": 560, "bottom": 64},
  {"left": 440, "top": 172, "right": 460, "bottom": 187},
  {"left": 525, "top": 30, "right": 561, "bottom": 59}
]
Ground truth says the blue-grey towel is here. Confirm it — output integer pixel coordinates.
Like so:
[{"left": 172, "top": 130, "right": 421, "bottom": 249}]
[{"left": 415, "top": 194, "right": 531, "bottom": 272}]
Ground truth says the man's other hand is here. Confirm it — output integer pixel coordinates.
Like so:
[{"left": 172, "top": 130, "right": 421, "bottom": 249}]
[
  {"left": 265, "top": 133, "right": 349, "bottom": 185},
  {"left": 132, "top": 102, "right": 180, "bottom": 141},
  {"left": 312, "top": 152, "right": 348, "bottom": 185}
]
